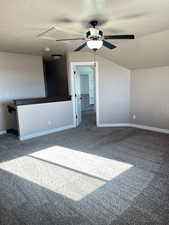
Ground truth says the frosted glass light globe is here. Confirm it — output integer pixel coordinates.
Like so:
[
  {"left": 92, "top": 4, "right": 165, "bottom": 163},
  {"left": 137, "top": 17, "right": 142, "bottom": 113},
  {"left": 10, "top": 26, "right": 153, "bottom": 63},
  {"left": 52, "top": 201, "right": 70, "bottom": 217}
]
[{"left": 87, "top": 40, "right": 103, "bottom": 50}]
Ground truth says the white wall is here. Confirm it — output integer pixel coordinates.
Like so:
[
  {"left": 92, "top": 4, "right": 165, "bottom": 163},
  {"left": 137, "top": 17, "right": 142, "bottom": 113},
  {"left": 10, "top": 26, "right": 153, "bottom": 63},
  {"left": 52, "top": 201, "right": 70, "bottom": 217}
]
[
  {"left": 130, "top": 66, "right": 169, "bottom": 129},
  {"left": 17, "top": 101, "right": 74, "bottom": 139},
  {"left": 0, "top": 52, "right": 45, "bottom": 132},
  {"left": 68, "top": 52, "right": 130, "bottom": 125}
]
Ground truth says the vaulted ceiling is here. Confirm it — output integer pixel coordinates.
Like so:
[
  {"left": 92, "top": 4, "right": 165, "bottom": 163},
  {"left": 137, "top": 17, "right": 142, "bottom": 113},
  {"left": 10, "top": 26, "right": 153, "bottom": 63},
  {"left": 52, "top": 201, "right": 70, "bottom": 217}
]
[{"left": 0, "top": 0, "right": 169, "bottom": 69}]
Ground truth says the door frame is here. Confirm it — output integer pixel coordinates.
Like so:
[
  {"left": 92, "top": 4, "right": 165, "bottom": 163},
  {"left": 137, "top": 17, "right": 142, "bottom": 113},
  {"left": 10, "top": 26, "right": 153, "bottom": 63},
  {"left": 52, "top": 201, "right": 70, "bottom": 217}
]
[{"left": 71, "top": 61, "right": 99, "bottom": 127}]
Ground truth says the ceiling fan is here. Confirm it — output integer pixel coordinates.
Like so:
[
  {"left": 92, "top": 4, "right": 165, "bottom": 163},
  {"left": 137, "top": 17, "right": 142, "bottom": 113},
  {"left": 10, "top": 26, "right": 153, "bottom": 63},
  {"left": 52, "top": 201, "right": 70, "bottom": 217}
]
[{"left": 55, "top": 20, "right": 135, "bottom": 52}]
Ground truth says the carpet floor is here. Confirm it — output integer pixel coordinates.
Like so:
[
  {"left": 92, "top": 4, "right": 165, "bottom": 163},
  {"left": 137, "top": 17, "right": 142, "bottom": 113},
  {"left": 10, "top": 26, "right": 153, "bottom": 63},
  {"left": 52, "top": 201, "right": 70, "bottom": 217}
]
[
  {"left": 80, "top": 110, "right": 96, "bottom": 128},
  {"left": 0, "top": 125, "right": 169, "bottom": 225}
]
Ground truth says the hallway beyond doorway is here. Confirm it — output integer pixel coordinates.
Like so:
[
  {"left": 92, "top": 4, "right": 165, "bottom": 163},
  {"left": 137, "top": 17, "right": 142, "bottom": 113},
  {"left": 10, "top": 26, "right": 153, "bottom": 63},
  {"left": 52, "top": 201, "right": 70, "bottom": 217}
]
[{"left": 74, "top": 64, "right": 96, "bottom": 127}]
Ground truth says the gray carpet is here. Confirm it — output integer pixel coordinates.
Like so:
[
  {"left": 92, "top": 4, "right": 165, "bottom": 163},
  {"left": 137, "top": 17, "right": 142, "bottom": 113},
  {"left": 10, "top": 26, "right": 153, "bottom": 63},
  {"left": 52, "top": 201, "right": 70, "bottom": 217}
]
[
  {"left": 80, "top": 110, "right": 96, "bottom": 128},
  {"left": 0, "top": 125, "right": 169, "bottom": 225}
]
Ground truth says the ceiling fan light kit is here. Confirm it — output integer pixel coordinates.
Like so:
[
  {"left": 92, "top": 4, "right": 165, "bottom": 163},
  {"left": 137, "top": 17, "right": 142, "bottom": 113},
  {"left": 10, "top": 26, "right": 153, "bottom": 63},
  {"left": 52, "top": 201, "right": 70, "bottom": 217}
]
[{"left": 87, "top": 40, "right": 103, "bottom": 50}]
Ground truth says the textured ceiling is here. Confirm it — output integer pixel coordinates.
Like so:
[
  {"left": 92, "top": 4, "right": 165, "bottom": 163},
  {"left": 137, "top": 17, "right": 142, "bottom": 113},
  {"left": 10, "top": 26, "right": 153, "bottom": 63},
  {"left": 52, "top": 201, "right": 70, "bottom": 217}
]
[{"left": 0, "top": 0, "right": 169, "bottom": 69}]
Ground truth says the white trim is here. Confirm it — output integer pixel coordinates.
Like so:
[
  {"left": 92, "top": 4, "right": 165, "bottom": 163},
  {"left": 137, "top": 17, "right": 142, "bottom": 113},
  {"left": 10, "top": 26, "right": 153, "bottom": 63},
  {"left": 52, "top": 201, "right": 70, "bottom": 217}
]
[
  {"left": 98, "top": 122, "right": 169, "bottom": 134},
  {"left": 95, "top": 62, "right": 99, "bottom": 127},
  {"left": 19, "top": 124, "right": 75, "bottom": 141},
  {"left": 0, "top": 130, "right": 6, "bottom": 135},
  {"left": 71, "top": 62, "right": 99, "bottom": 127},
  {"left": 129, "top": 123, "right": 169, "bottom": 134},
  {"left": 98, "top": 123, "right": 130, "bottom": 127},
  {"left": 70, "top": 63, "right": 77, "bottom": 127},
  {"left": 18, "top": 122, "right": 169, "bottom": 140}
]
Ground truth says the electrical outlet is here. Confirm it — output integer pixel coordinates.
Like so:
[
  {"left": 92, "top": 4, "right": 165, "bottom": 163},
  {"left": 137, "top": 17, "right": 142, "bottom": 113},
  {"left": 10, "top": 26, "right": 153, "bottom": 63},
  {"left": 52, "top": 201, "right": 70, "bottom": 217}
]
[{"left": 133, "top": 114, "right": 136, "bottom": 120}]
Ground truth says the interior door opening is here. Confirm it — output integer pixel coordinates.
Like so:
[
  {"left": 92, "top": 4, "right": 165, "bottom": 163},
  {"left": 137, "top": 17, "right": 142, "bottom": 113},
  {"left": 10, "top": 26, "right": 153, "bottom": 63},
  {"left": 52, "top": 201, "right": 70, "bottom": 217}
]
[{"left": 74, "top": 65, "right": 96, "bottom": 127}]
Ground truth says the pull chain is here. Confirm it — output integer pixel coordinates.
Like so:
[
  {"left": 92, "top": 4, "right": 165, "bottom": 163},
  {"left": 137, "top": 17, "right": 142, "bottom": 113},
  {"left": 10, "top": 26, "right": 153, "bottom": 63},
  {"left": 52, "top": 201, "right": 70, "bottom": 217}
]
[{"left": 93, "top": 50, "right": 97, "bottom": 67}]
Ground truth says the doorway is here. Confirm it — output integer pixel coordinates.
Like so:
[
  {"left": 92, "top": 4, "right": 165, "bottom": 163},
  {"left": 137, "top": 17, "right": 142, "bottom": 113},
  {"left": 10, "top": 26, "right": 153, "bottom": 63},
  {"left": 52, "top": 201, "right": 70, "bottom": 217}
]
[{"left": 71, "top": 62, "right": 99, "bottom": 128}]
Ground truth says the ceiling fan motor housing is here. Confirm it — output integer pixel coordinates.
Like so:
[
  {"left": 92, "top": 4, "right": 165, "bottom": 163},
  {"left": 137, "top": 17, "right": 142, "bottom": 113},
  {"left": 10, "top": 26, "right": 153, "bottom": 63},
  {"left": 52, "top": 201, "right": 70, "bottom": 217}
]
[{"left": 86, "top": 28, "right": 103, "bottom": 40}]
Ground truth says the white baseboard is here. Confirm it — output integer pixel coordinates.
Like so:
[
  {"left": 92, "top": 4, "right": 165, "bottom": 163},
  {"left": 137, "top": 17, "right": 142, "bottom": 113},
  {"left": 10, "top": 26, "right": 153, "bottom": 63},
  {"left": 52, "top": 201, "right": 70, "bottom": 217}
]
[
  {"left": 19, "top": 125, "right": 75, "bottom": 141},
  {"left": 98, "top": 122, "right": 169, "bottom": 134},
  {"left": 0, "top": 130, "right": 6, "bottom": 135},
  {"left": 98, "top": 123, "right": 130, "bottom": 127},
  {"left": 129, "top": 123, "right": 169, "bottom": 134},
  {"left": 19, "top": 122, "right": 169, "bottom": 141}
]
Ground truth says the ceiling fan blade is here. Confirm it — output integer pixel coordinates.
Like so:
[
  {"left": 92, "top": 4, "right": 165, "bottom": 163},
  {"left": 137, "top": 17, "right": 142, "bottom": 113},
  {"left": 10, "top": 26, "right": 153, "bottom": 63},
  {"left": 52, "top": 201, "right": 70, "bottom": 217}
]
[
  {"left": 103, "top": 40, "right": 116, "bottom": 50},
  {"left": 37, "top": 26, "right": 83, "bottom": 40},
  {"left": 55, "top": 18, "right": 76, "bottom": 23},
  {"left": 56, "top": 37, "right": 85, "bottom": 41},
  {"left": 37, "top": 26, "right": 55, "bottom": 37},
  {"left": 74, "top": 42, "right": 87, "bottom": 51},
  {"left": 104, "top": 34, "right": 135, "bottom": 40},
  {"left": 53, "top": 25, "right": 83, "bottom": 36}
]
